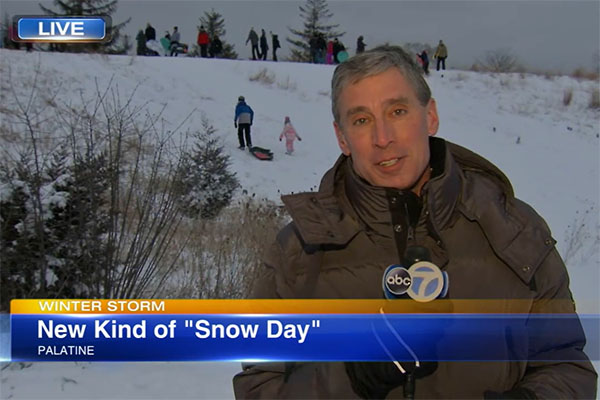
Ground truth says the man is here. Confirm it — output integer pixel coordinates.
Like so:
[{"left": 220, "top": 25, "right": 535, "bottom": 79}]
[
  {"left": 234, "top": 96, "right": 254, "bottom": 150},
  {"left": 434, "top": 39, "right": 448, "bottom": 71},
  {"left": 245, "top": 27, "right": 260, "bottom": 60},
  {"left": 259, "top": 29, "right": 269, "bottom": 61},
  {"left": 232, "top": 46, "right": 597, "bottom": 398}
]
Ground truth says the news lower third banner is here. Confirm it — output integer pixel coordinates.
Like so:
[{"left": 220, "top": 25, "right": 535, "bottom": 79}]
[{"left": 9, "top": 299, "right": 599, "bottom": 362}]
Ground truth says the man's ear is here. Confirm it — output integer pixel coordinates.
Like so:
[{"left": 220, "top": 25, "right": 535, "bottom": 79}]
[
  {"left": 426, "top": 98, "right": 440, "bottom": 136},
  {"left": 333, "top": 121, "right": 351, "bottom": 155}
]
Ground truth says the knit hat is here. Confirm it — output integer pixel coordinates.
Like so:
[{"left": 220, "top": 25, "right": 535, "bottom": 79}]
[{"left": 238, "top": 96, "right": 245, "bottom": 101}]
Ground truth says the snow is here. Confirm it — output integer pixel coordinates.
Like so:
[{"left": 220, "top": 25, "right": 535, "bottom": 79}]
[{"left": 0, "top": 49, "right": 598, "bottom": 399}]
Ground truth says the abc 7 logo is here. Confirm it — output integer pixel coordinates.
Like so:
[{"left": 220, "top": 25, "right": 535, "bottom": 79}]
[{"left": 383, "top": 262, "right": 447, "bottom": 302}]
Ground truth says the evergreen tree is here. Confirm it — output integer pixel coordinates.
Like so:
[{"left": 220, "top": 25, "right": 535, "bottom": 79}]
[
  {"left": 190, "top": 8, "right": 237, "bottom": 59},
  {"left": 176, "top": 118, "right": 239, "bottom": 219},
  {"left": 287, "top": 0, "right": 345, "bottom": 62},
  {"left": 39, "top": 0, "right": 131, "bottom": 54}
]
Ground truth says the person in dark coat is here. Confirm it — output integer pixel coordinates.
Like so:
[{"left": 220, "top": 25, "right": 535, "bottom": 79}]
[
  {"left": 233, "top": 45, "right": 597, "bottom": 400},
  {"left": 417, "top": 49, "right": 430, "bottom": 74},
  {"left": 135, "top": 29, "right": 147, "bottom": 55},
  {"left": 270, "top": 31, "right": 280, "bottom": 61},
  {"left": 245, "top": 27, "right": 260, "bottom": 60},
  {"left": 315, "top": 32, "right": 327, "bottom": 63},
  {"left": 259, "top": 29, "right": 268, "bottom": 61},
  {"left": 234, "top": 96, "right": 254, "bottom": 150},
  {"left": 356, "top": 35, "right": 366, "bottom": 53},
  {"left": 332, "top": 38, "right": 345, "bottom": 63},
  {"left": 209, "top": 35, "right": 223, "bottom": 58},
  {"left": 145, "top": 23, "right": 156, "bottom": 41}
]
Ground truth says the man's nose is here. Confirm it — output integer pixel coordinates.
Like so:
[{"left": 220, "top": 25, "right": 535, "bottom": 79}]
[{"left": 373, "top": 119, "right": 394, "bottom": 148}]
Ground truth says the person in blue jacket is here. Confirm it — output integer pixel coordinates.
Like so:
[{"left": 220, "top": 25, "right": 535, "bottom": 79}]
[{"left": 234, "top": 96, "right": 254, "bottom": 150}]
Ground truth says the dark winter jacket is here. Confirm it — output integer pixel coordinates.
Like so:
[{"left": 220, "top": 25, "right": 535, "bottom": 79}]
[
  {"left": 356, "top": 37, "right": 366, "bottom": 53},
  {"left": 145, "top": 25, "right": 156, "bottom": 41},
  {"left": 272, "top": 34, "right": 281, "bottom": 50},
  {"left": 260, "top": 32, "right": 268, "bottom": 51},
  {"left": 233, "top": 137, "right": 597, "bottom": 399},
  {"left": 246, "top": 29, "right": 259, "bottom": 45},
  {"left": 210, "top": 37, "right": 223, "bottom": 56},
  {"left": 235, "top": 101, "right": 254, "bottom": 125}
]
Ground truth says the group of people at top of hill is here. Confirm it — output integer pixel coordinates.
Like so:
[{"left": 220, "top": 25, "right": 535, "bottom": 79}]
[
  {"left": 245, "top": 27, "right": 281, "bottom": 61},
  {"left": 309, "top": 32, "right": 347, "bottom": 64},
  {"left": 136, "top": 23, "right": 226, "bottom": 58}
]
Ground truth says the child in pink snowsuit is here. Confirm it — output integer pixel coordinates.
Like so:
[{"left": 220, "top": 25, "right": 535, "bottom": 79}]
[{"left": 279, "top": 116, "right": 302, "bottom": 155}]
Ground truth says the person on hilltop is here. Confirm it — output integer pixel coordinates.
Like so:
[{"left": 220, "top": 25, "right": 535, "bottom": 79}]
[
  {"left": 234, "top": 96, "right": 254, "bottom": 150},
  {"left": 170, "top": 26, "right": 181, "bottom": 56},
  {"left": 417, "top": 49, "right": 430, "bottom": 75},
  {"left": 326, "top": 39, "right": 334, "bottom": 64},
  {"left": 259, "top": 29, "right": 269, "bottom": 61},
  {"left": 332, "top": 38, "right": 346, "bottom": 64},
  {"left": 136, "top": 29, "right": 147, "bottom": 55},
  {"left": 356, "top": 35, "right": 366, "bottom": 54},
  {"left": 209, "top": 34, "right": 223, "bottom": 58},
  {"left": 233, "top": 45, "right": 597, "bottom": 399},
  {"left": 246, "top": 27, "right": 260, "bottom": 60},
  {"left": 434, "top": 39, "right": 448, "bottom": 71},
  {"left": 270, "top": 31, "right": 281, "bottom": 61},
  {"left": 197, "top": 25, "right": 210, "bottom": 58},
  {"left": 279, "top": 116, "right": 302, "bottom": 155},
  {"left": 145, "top": 22, "right": 156, "bottom": 41}
]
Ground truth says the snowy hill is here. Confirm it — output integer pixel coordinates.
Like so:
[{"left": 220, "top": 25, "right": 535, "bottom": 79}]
[{"left": 0, "top": 49, "right": 598, "bottom": 399}]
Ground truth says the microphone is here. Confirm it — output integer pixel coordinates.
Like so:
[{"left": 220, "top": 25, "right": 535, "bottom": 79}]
[
  {"left": 378, "top": 246, "right": 448, "bottom": 398},
  {"left": 383, "top": 245, "right": 449, "bottom": 302}
]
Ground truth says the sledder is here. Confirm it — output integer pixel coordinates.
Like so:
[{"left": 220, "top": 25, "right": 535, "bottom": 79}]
[
  {"left": 279, "top": 116, "right": 302, "bottom": 155},
  {"left": 234, "top": 95, "right": 274, "bottom": 160}
]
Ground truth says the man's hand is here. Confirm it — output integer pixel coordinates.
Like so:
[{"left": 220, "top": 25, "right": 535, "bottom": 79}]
[{"left": 345, "top": 361, "right": 437, "bottom": 399}]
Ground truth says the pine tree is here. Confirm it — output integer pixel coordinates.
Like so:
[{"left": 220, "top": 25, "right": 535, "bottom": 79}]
[
  {"left": 39, "top": 0, "right": 131, "bottom": 54},
  {"left": 176, "top": 117, "right": 239, "bottom": 219},
  {"left": 287, "top": 0, "right": 345, "bottom": 62},
  {"left": 191, "top": 8, "right": 237, "bottom": 59}
]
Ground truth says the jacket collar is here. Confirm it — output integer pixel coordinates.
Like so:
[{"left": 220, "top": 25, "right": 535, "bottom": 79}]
[{"left": 281, "top": 137, "right": 502, "bottom": 246}]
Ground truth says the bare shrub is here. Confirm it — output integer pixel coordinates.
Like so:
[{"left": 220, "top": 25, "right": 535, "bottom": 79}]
[
  {"left": 249, "top": 68, "right": 275, "bottom": 86},
  {"left": 563, "top": 88, "right": 573, "bottom": 106},
  {"left": 571, "top": 67, "right": 599, "bottom": 81},
  {"left": 277, "top": 76, "right": 298, "bottom": 91},
  {"left": 476, "top": 48, "right": 520, "bottom": 73},
  {"left": 589, "top": 88, "right": 600, "bottom": 109},
  {"left": 164, "top": 197, "right": 288, "bottom": 299}
]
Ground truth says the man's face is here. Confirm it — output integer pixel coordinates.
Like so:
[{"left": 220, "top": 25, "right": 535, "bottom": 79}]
[{"left": 333, "top": 68, "right": 439, "bottom": 190}]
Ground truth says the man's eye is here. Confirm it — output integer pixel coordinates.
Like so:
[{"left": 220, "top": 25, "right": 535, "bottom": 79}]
[
  {"left": 353, "top": 117, "right": 368, "bottom": 126},
  {"left": 393, "top": 108, "right": 407, "bottom": 116}
]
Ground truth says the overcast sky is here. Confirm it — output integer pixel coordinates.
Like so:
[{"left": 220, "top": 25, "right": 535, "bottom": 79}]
[{"left": 3, "top": 0, "right": 599, "bottom": 73}]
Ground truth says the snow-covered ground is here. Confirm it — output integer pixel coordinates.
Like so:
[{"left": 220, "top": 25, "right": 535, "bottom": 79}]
[{"left": 0, "top": 49, "right": 598, "bottom": 399}]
